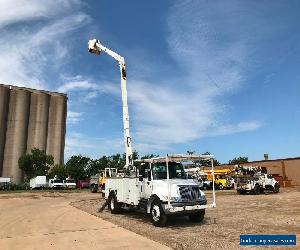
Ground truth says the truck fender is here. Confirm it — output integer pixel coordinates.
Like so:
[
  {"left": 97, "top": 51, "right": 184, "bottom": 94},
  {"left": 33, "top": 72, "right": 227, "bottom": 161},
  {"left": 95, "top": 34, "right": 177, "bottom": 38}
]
[{"left": 147, "top": 194, "right": 160, "bottom": 214}]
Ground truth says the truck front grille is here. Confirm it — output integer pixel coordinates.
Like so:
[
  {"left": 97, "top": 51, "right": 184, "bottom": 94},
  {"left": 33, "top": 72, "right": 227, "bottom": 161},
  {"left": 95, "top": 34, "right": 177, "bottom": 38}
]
[{"left": 178, "top": 186, "right": 201, "bottom": 201}]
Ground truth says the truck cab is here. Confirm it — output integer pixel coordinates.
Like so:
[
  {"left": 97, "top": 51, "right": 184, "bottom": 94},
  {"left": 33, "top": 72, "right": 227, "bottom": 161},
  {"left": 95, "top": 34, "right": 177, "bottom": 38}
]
[{"left": 105, "top": 154, "right": 216, "bottom": 227}]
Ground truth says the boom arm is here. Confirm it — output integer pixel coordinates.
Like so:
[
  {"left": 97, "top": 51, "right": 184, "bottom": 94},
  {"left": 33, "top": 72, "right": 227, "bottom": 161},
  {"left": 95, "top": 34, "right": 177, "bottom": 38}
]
[{"left": 88, "top": 39, "right": 133, "bottom": 170}]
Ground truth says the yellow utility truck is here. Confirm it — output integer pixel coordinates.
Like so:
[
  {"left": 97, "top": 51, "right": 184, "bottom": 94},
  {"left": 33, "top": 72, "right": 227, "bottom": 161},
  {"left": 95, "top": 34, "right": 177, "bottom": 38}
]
[
  {"left": 204, "top": 169, "right": 234, "bottom": 190},
  {"left": 90, "top": 168, "right": 118, "bottom": 193}
]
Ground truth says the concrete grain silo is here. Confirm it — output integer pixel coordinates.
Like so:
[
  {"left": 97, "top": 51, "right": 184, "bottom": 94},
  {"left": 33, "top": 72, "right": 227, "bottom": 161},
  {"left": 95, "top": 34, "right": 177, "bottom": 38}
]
[
  {"left": 27, "top": 92, "right": 50, "bottom": 152},
  {"left": 2, "top": 89, "right": 31, "bottom": 184},
  {"left": 0, "top": 84, "right": 67, "bottom": 184},
  {"left": 46, "top": 94, "right": 67, "bottom": 166},
  {"left": 0, "top": 86, "right": 10, "bottom": 175}
]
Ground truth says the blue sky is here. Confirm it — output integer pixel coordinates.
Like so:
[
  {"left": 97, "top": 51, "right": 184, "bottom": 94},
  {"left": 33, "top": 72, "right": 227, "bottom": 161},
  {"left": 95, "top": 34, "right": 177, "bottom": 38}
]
[{"left": 0, "top": 0, "right": 299, "bottom": 163}]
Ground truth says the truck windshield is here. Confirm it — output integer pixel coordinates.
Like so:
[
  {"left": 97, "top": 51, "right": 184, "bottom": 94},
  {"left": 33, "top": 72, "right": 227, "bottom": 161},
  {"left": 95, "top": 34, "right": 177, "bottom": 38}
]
[
  {"left": 54, "top": 180, "right": 62, "bottom": 183},
  {"left": 152, "top": 162, "right": 187, "bottom": 180},
  {"left": 66, "top": 180, "right": 74, "bottom": 183}
]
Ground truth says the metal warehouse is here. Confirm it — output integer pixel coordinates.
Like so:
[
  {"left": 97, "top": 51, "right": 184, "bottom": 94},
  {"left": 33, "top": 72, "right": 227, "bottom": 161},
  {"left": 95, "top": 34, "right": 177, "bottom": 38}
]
[{"left": 0, "top": 84, "right": 67, "bottom": 184}]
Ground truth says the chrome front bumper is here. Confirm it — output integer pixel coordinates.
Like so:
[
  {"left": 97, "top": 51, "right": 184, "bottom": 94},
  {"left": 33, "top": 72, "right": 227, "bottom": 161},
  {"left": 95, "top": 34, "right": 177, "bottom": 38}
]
[{"left": 163, "top": 200, "right": 213, "bottom": 214}]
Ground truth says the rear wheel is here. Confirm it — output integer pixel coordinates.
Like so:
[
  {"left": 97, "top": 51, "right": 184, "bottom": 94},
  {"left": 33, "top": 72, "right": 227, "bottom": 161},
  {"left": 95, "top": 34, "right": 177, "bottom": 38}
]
[
  {"left": 150, "top": 200, "right": 167, "bottom": 227},
  {"left": 108, "top": 192, "right": 122, "bottom": 214},
  {"left": 218, "top": 184, "right": 223, "bottom": 190},
  {"left": 189, "top": 210, "right": 205, "bottom": 223},
  {"left": 90, "top": 184, "right": 98, "bottom": 193}
]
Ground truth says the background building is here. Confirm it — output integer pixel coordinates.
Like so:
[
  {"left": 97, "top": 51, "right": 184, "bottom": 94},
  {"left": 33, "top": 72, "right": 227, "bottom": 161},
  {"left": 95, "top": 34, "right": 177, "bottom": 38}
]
[{"left": 0, "top": 84, "right": 67, "bottom": 184}]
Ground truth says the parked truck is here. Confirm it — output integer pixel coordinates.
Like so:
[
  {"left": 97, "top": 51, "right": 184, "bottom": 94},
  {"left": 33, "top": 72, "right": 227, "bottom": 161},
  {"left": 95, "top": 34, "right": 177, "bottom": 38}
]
[
  {"left": 88, "top": 39, "right": 217, "bottom": 227},
  {"left": 49, "top": 177, "right": 64, "bottom": 189},
  {"left": 106, "top": 154, "right": 216, "bottom": 227},
  {"left": 90, "top": 168, "right": 117, "bottom": 193},
  {"left": 0, "top": 177, "right": 11, "bottom": 190},
  {"left": 63, "top": 177, "right": 76, "bottom": 189},
  {"left": 30, "top": 176, "right": 47, "bottom": 189},
  {"left": 237, "top": 174, "right": 280, "bottom": 194}
]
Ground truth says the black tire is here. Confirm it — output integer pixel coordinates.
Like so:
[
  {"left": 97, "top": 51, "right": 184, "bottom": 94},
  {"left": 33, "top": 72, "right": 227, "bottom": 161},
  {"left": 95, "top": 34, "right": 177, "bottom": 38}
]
[
  {"left": 218, "top": 184, "right": 223, "bottom": 190},
  {"left": 203, "top": 184, "right": 207, "bottom": 190},
  {"left": 90, "top": 184, "right": 98, "bottom": 193},
  {"left": 189, "top": 210, "right": 205, "bottom": 223},
  {"left": 108, "top": 192, "right": 122, "bottom": 214},
  {"left": 253, "top": 185, "right": 260, "bottom": 195},
  {"left": 273, "top": 184, "right": 279, "bottom": 193},
  {"left": 237, "top": 190, "right": 244, "bottom": 194},
  {"left": 150, "top": 200, "right": 167, "bottom": 227},
  {"left": 260, "top": 188, "right": 265, "bottom": 194}
]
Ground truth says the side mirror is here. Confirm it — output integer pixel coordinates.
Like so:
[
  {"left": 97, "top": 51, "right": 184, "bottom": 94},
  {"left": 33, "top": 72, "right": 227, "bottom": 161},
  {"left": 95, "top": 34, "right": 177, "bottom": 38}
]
[{"left": 139, "top": 175, "right": 143, "bottom": 181}]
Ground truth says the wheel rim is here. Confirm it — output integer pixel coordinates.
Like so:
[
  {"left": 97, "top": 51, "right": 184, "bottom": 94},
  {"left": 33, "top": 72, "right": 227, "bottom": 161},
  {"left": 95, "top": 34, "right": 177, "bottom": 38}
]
[
  {"left": 110, "top": 197, "right": 115, "bottom": 210},
  {"left": 152, "top": 205, "right": 160, "bottom": 222}
]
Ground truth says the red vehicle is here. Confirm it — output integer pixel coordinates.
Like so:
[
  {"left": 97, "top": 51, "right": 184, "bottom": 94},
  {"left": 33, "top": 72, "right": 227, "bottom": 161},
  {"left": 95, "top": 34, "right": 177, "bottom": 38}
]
[{"left": 76, "top": 179, "right": 90, "bottom": 189}]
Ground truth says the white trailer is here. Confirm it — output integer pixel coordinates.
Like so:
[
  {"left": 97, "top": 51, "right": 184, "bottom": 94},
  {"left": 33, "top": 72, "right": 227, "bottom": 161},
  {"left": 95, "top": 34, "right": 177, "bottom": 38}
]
[
  {"left": 30, "top": 176, "right": 47, "bottom": 189},
  {"left": 0, "top": 177, "right": 11, "bottom": 184},
  {"left": 88, "top": 39, "right": 217, "bottom": 226}
]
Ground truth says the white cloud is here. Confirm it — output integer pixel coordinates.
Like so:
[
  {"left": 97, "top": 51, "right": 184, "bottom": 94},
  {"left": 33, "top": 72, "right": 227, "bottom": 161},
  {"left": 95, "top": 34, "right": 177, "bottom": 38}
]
[
  {"left": 58, "top": 75, "right": 119, "bottom": 103},
  {"left": 0, "top": 0, "right": 89, "bottom": 89},
  {"left": 209, "top": 121, "right": 262, "bottom": 136},
  {"left": 122, "top": 1, "right": 264, "bottom": 152},
  {"left": 65, "top": 132, "right": 123, "bottom": 160},
  {"left": 67, "top": 111, "right": 84, "bottom": 124}
]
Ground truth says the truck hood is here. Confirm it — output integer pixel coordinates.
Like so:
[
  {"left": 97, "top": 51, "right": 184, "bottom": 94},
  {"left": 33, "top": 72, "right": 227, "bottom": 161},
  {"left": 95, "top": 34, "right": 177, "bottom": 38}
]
[{"left": 152, "top": 179, "right": 205, "bottom": 199}]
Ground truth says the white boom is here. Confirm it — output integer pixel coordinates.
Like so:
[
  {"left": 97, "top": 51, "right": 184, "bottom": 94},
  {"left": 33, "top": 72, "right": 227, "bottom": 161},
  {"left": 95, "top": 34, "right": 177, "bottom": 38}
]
[{"left": 88, "top": 39, "right": 133, "bottom": 170}]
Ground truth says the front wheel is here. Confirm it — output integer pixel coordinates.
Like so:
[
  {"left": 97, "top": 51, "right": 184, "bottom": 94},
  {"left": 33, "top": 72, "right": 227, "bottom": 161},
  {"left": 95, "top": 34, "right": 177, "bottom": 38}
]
[
  {"left": 189, "top": 210, "right": 205, "bottom": 223},
  {"left": 273, "top": 184, "right": 279, "bottom": 193},
  {"left": 150, "top": 200, "right": 167, "bottom": 227}
]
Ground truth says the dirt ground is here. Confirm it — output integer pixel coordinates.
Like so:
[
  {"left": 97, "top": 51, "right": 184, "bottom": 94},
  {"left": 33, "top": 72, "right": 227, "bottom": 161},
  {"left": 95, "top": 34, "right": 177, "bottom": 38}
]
[
  {"left": 72, "top": 187, "right": 300, "bottom": 250},
  {"left": 0, "top": 191, "right": 170, "bottom": 250}
]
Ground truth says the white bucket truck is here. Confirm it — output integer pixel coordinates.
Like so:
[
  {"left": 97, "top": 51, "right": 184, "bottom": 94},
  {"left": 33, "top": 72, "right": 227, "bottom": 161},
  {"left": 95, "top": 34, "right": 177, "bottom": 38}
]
[
  {"left": 105, "top": 154, "right": 216, "bottom": 226},
  {"left": 88, "top": 39, "right": 217, "bottom": 226}
]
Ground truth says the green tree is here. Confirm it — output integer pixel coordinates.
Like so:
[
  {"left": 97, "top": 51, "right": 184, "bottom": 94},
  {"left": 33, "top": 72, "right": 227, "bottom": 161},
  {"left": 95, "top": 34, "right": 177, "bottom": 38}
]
[
  {"left": 229, "top": 156, "right": 248, "bottom": 165},
  {"left": 18, "top": 148, "right": 54, "bottom": 180},
  {"left": 192, "top": 151, "right": 220, "bottom": 167},
  {"left": 65, "top": 155, "right": 90, "bottom": 181},
  {"left": 141, "top": 154, "right": 159, "bottom": 160},
  {"left": 48, "top": 164, "right": 67, "bottom": 180}
]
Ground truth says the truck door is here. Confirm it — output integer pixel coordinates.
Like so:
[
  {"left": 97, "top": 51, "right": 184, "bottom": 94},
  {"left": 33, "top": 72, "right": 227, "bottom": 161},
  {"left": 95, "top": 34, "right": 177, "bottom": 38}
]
[{"left": 139, "top": 163, "right": 152, "bottom": 198}]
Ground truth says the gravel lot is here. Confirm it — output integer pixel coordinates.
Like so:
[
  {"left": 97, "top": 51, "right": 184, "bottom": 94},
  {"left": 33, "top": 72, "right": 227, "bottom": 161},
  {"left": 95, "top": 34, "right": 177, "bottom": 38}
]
[{"left": 72, "top": 187, "right": 300, "bottom": 250}]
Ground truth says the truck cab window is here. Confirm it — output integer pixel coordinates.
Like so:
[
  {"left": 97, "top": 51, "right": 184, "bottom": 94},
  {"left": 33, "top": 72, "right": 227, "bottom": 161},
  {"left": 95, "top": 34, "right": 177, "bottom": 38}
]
[{"left": 152, "top": 162, "right": 187, "bottom": 180}]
